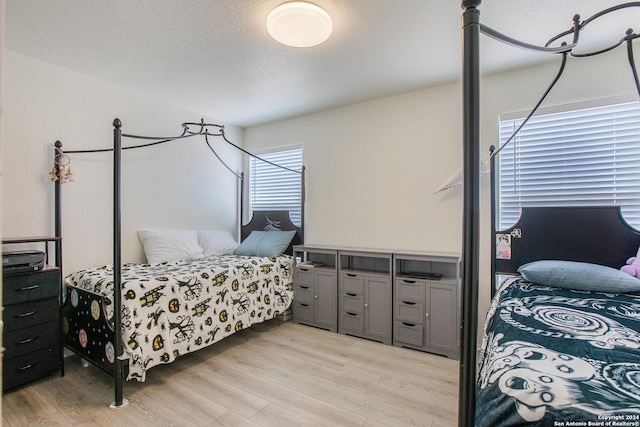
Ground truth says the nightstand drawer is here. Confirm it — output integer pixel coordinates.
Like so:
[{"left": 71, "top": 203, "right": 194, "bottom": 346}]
[
  {"left": 3, "top": 345, "right": 61, "bottom": 390},
  {"left": 4, "top": 320, "right": 60, "bottom": 359},
  {"left": 3, "top": 297, "right": 59, "bottom": 331},
  {"left": 3, "top": 269, "right": 59, "bottom": 304}
]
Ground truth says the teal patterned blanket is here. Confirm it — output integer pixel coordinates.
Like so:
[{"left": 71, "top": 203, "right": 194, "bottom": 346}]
[
  {"left": 476, "top": 279, "right": 640, "bottom": 426},
  {"left": 64, "top": 254, "right": 293, "bottom": 381}
]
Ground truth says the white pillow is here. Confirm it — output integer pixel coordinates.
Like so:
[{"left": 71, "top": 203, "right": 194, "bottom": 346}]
[
  {"left": 137, "top": 230, "right": 204, "bottom": 264},
  {"left": 197, "top": 230, "right": 239, "bottom": 256}
]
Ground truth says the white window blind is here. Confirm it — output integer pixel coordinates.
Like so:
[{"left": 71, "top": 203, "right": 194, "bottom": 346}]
[
  {"left": 498, "top": 100, "right": 640, "bottom": 229},
  {"left": 249, "top": 147, "right": 303, "bottom": 226}
]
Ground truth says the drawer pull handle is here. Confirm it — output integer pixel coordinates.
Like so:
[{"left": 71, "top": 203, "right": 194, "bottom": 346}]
[
  {"left": 346, "top": 312, "right": 358, "bottom": 316},
  {"left": 402, "top": 280, "right": 416, "bottom": 284},
  {"left": 300, "top": 303, "right": 310, "bottom": 307},
  {"left": 17, "top": 284, "right": 40, "bottom": 291},
  {"left": 16, "top": 362, "right": 39, "bottom": 372},
  {"left": 15, "top": 311, "right": 38, "bottom": 318},
  {"left": 18, "top": 336, "right": 39, "bottom": 345},
  {"left": 300, "top": 268, "right": 310, "bottom": 272},
  {"left": 403, "top": 301, "right": 416, "bottom": 305},
  {"left": 402, "top": 322, "right": 416, "bottom": 327},
  {"left": 300, "top": 286, "right": 310, "bottom": 289},
  {"left": 346, "top": 273, "right": 358, "bottom": 277},
  {"left": 346, "top": 292, "right": 357, "bottom": 297}
]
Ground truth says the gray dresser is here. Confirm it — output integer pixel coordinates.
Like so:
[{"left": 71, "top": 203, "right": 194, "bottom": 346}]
[
  {"left": 292, "top": 246, "right": 338, "bottom": 332},
  {"left": 393, "top": 251, "right": 461, "bottom": 359},
  {"left": 291, "top": 245, "right": 461, "bottom": 360}
]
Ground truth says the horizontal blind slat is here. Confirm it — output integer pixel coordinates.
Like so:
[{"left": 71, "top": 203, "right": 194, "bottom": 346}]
[
  {"left": 250, "top": 148, "right": 303, "bottom": 226},
  {"left": 498, "top": 101, "right": 640, "bottom": 229}
]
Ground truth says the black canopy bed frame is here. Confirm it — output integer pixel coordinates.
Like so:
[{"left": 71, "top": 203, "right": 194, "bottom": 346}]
[
  {"left": 52, "top": 118, "right": 305, "bottom": 409},
  {"left": 460, "top": 2, "right": 640, "bottom": 425}
]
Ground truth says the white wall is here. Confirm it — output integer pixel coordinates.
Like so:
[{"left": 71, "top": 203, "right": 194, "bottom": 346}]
[
  {"left": 246, "top": 82, "right": 464, "bottom": 253},
  {"left": 245, "top": 44, "right": 640, "bottom": 329},
  {"left": 2, "top": 50, "right": 243, "bottom": 274}
]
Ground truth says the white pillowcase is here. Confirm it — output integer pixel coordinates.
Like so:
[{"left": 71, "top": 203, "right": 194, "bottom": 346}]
[
  {"left": 197, "top": 230, "right": 239, "bottom": 256},
  {"left": 137, "top": 230, "right": 204, "bottom": 264}
]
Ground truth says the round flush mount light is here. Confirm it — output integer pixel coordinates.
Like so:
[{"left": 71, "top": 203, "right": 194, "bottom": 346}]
[{"left": 267, "top": 2, "right": 333, "bottom": 47}]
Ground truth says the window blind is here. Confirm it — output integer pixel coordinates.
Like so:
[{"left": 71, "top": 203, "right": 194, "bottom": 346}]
[
  {"left": 249, "top": 147, "right": 303, "bottom": 226},
  {"left": 498, "top": 100, "right": 640, "bottom": 229}
]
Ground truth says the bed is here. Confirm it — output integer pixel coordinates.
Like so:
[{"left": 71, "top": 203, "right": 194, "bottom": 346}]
[
  {"left": 459, "top": 2, "right": 640, "bottom": 424},
  {"left": 475, "top": 207, "right": 640, "bottom": 426},
  {"left": 61, "top": 210, "right": 301, "bottom": 381},
  {"left": 52, "top": 119, "right": 305, "bottom": 407}
]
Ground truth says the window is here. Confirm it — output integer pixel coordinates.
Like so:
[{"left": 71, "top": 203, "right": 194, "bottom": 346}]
[
  {"left": 498, "top": 98, "right": 640, "bottom": 229},
  {"left": 249, "top": 146, "right": 303, "bottom": 226}
]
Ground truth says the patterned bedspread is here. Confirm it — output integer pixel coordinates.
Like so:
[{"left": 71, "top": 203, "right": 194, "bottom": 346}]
[
  {"left": 476, "top": 278, "right": 640, "bottom": 426},
  {"left": 64, "top": 254, "right": 293, "bottom": 381}
]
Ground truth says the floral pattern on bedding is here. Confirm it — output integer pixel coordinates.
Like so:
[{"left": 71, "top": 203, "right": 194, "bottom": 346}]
[
  {"left": 64, "top": 254, "right": 293, "bottom": 381},
  {"left": 476, "top": 278, "right": 640, "bottom": 426}
]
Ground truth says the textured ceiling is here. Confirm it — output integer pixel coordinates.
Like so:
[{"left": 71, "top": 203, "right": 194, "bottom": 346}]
[{"left": 6, "top": 0, "right": 639, "bottom": 127}]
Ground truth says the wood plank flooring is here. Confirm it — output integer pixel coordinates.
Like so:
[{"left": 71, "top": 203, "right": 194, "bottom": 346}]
[{"left": 2, "top": 321, "right": 459, "bottom": 427}]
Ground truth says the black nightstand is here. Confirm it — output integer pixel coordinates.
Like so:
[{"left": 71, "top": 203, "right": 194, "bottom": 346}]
[{"left": 2, "top": 237, "right": 63, "bottom": 391}]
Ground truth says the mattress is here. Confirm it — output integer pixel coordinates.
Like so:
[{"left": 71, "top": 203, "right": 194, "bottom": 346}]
[
  {"left": 63, "top": 254, "right": 294, "bottom": 380},
  {"left": 476, "top": 278, "right": 640, "bottom": 426}
]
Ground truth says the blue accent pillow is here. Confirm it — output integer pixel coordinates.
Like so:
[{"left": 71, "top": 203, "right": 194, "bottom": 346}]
[
  {"left": 518, "top": 260, "right": 640, "bottom": 293},
  {"left": 233, "top": 230, "right": 296, "bottom": 257}
]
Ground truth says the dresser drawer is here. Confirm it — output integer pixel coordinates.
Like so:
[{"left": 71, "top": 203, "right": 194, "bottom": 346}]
[
  {"left": 395, "top": 278, "right": 425, "bottom": 301},
  {"left": 292, "top": 301, "right": 315, "bottom": 322},
  {"left": 3, "top": 297, "right": 59, "bottom": 331},
  {"left": 341, "top": 273, "right": 364, "bottom": 294},
  {"left": 3, "top": 269, "right": 59, "bottom": 305},
  {"left": 294, "top": 283, "right": 314, "bottom": 304},
  {"left": 3, "top": 345, "right": 61, "bottom": 390},
  {"left": 340, "top": 311, "right": 364, "bottom": 334},
  {"left": 3, "top": 320, "right": 59, "bottom": 359},
  {"left": 340, "top": 292, "right": 363, "bottom": 313},
  {"left": 394, "top": 321, "right": 424, "bottom": 347},
  {"left": 295, "top": 268, "right": 314, "bottom": 286},
  {"left": 395, "top": 300, "right": 424, "bottom": 324}
]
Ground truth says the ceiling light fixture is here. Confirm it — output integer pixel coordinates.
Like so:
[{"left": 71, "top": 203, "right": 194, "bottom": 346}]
[{"left": 267, "top": 2, "right": 333, "bottom": 48}]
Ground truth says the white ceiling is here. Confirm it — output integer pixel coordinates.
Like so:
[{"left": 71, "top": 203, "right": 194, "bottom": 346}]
[{"left": 6, "top": 0, "right": 640, "bottom": 127}]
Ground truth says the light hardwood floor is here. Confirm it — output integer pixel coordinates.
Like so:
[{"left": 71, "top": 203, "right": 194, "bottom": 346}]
[{"left": 2, "top": 321, "right": 459, "bottom": 427}]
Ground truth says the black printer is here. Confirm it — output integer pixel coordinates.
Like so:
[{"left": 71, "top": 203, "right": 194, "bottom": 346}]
[{"left": 2, "top": 250, "right": 46, "bottom": 275}]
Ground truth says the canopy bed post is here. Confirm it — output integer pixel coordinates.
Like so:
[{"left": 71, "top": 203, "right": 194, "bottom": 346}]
[
  {"left": 239, "top": 171, "right": 245, "bottom": 241},
  {"left": 301, "top": 165, "right": 306, "bottom": 235},
  {"left": 459, "top": 1, "right": 481, "bottom": 426},
  {"left": 111, "top": 118, "right": 127, "bottom": 409},
  {"left": 626, "top": 29, "right": 640, "bottom": 98},
  {"left": 54, "top": 141, "right": 63, "bottom": 264},
  {"left": 53, "top": 141, "right": 64, "bottom": 377},
  {"left": 489, "top": 145, "right": 496, "bottom": 297}
]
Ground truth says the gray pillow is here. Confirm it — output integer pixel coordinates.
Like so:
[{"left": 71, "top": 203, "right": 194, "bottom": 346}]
[
  {"left": 233, "top": 230, "right": 296, "bottom": 257},
  {"left": 518, "top": 260, "right": 640, "bottom": 293}
]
